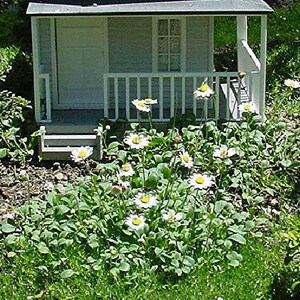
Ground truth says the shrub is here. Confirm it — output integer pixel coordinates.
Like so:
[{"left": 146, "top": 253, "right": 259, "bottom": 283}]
[{"left": 1, "top": 111, "right": 299, "bottom": 284}]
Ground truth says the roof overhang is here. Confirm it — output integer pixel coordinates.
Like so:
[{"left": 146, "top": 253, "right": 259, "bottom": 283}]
[{"left": 27, "top": 0, "right": 273, "bottom": 16}]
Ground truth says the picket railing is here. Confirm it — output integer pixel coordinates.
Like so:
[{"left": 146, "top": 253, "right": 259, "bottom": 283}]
[{"left": 103, "top": 71, "right": 258, "bottom": 122}]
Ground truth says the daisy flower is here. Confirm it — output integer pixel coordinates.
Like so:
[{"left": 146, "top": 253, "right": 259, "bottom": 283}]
[
  {"left": 189, "top": 173, "right": 214, "bottom": 190},
  {"left": 180, "top": 151, "right": 194, "bottom": 168},
  {"left": 162, "top": 210, "right": 183, "bottom": 222},
  {"left": 213, "top": 145, "right": 236, "bottom": 159},
  {"left": 70, "top": 146, "right": 93, "bottom": 162},
  {"left": 124, "top": 133, "right": 150, "bottom": 149},
  {"left": 125, "top": 214, "right": 146, "bottom": 230},
  {"left": 134, "top": 192, "right": 157, "bottom": 208},
  {"left": 239, "top": 102, "right": 257, "bottom": 113},
  {"left": 132, "top": 99, "right": 151, "bottom": 112},
  {"left": 284, "top": 79, "right": 300, "bottom": 89},
  {"left": 119, "top": 163, "right": 135, "bottom": 177},
  {"left": 144, "top": 98, "right": 158, "bottom": 105},
  {"left": 194, "top": 80, "right": 214, "bottom": 99}
]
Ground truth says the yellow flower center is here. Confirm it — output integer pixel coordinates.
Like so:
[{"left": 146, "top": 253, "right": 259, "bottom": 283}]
[
  {"left": 78, "top": 150, "right": 87, "bottom": 158},
  {"left": 141, "top": 195, "right": 150, "bottom": 203},
  {"left": 291, "top": 82, "right": 296, "bottom": 87},
  {"left": 168, "top": 213, "right": 176, "bottom": 221},
  {"left": 220, "top": 149, "right": 228, "bottom": 157},
  {"left": 244, "top": 103, "right": 252, "bottom": 111},
  {"left": 199, "top": 84, "right": 209, "bottom": 92},
  {"left": 122, "top": 164, "right": 131, "bottom": 172},
  {"left": 195, "top": 176, "right": 205, "bottom": 184},
  {"left": 182, "top": 155, "right": 190, "bottom": 163},
  {"left": 132, "top": 218, "right": 142, "bottom": 225},
  {"left": 132, "top": 136, "right": 142, "bottom": 144},
  {"left": 138, "top": 101, "right": 146, "bottom": 107}
]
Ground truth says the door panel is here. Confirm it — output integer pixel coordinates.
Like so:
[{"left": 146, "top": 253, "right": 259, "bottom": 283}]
[{"left": 57, "top": 18, "right": 105, "bottom": 109}]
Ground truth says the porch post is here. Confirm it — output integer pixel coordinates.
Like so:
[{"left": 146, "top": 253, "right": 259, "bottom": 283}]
[
  {"left": 31, "top": 17, "right": 41, "bottom": 123},
  {"left": 260, "top": 15, "right": 268, "bottom": 120},
  {"left": 236, "top": 15, "right": 248, "bottom": 73}
]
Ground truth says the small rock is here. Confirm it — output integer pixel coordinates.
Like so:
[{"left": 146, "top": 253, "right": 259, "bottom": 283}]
[{"left": 54, "top": 172, "right": 65, "bottom": 181}]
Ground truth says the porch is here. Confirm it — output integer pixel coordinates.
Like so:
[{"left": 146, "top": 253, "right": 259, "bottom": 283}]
[{"left": 39, "top": 69, "right": 260, "bottom": 132}]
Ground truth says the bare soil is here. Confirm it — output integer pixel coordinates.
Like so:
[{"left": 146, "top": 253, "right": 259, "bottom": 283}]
[{"left": 0, "top": 160, "right": 97, "bottom": 219}]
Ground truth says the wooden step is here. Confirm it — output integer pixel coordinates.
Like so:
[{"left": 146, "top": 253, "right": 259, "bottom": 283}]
[{"left": 39, "top": 126, "right": 103, "bottom": 161}]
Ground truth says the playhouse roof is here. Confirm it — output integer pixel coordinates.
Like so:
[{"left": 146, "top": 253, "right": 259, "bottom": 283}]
[{"left": 27, "top": 0, "right": 273, "bottom": 16}]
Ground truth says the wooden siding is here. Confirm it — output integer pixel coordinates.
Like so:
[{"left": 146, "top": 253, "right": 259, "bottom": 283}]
[
  {"left": 186, "top": 17, "right": 210, "bottom": 72},
  {"left": 108, "top": 17, "right": 152, "bottom": 73},
  {"left": 107, "top": 16, "right": 211, "bottom": 111}
]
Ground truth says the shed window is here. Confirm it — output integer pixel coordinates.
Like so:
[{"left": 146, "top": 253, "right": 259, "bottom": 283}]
[{"left": 154, "top": 18, "right": 185, "bottom": 72}]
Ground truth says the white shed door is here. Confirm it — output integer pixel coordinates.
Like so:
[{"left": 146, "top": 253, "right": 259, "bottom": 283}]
[{"left": 57, "top": 18, "right": 105, "bottom": 109}]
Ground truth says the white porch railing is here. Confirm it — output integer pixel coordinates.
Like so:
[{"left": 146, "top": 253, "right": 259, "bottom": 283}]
[
  {"left": 103, "top": 71, "right": 260, "bottom": 122},
  {"left": 239, "top": 39, "right": 261, "bottom": 111}
]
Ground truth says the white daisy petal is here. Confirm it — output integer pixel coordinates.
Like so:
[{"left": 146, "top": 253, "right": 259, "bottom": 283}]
[
  {"left": 189, "top": 173, "right": 214, "bottom": 190},
  {"left": 180, "top": 151, "right": 194, "bottom": 168},
  {"left": 162, "top": 209, "right": 183, "bottom": 222},
  {"left": 144, "top": 98, "right": 158, "bottom": 105},
  {"left": 70, "top": 146, "right": 93, "bottom": 162},
  {"left": 213, "top": 145, "right": 236, "bottom": 159},
  {"left": 124, "top": 133, "right": 150, "bottom": 149},
  {"left": 284, "top": 79, "right": 300, "bottom": 89},
  {"left": 119, "top": 163, "right": 135, "bottom": 177},
  {"left": 125, "top": 214, "right": 146, "bottom": 230},
  {"left": 239, "top": 102, "right": 257, "bottom": 113},
  {"left": 194, "top": 83, "right": 214, "bottom": 99},
  {"left": 134, "top": 192, "right": 157, "bottom": 208},
  {"left": 132, "top": 99, "right": 151, "bottom": 112}
]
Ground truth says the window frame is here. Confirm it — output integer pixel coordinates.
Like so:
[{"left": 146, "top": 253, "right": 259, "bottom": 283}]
[{"left": 152, "top": 16, "right": 186, "bottom": 73}]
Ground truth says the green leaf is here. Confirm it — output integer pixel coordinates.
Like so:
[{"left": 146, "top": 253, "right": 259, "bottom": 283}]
[
  {"left": 281, "top": 159, "right": 292, "bottom": 168},
  {"left": 107, "top": 141, "right": 120, "bottom": 155},
  {"left": 56, "top": 205, "right": 70, "bottom": 215},
  {"left": 37, "top": 242, "right": 51, "bottom": 254},
  {"left": 117, "top": 150, "right": 127, "bottom": 163},
  {"left": 0, "top": 148, "right": 8, "bottom": 159},
  {"left": 4, "top": 234, "right": 18, "bottom": 245},
  {"left": 60, "top": 269, "right": 75, "bottom": 279},
  {"left": 228, "top": 259, "right": 240, "bottom": 267},
  {"left": 228, "top": 233, "right": 246, "bottom": 245},
  {"left": 110, "top": 267, "right": 119, "bottom": 277},
  {"left": 154, "top": 247, "right": 163, "bottom": 256},
  {"left": 145, "top": 173, "right": 158, "bottom": 189},
  {"left": 1, "top": 223, "right": 16, "bottom": 233},
  {"left": 157, "top": 163, "right": 171, "bottom": 179},
  {"left": 119, "top": 262, "right": 130, "bottom": 272},
  {"left": 182, "top": 266, "right": 191, "bottom": 274},
  {"left": 214, "top": 200, "right": 228, "bottom": 215}
]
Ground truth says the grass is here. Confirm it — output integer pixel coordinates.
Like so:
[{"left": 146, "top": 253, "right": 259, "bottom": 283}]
[{"left": 0, "top": 238, "right": 285, "bottom": 299}]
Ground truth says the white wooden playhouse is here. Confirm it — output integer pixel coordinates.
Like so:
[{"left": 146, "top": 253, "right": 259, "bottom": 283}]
[{"left": 27, "top": 0, "right": 273, "bottom": 159}]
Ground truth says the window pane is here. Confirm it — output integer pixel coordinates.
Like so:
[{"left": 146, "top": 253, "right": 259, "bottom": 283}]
[
  {"left": 170, "top": 37, "right": 180, "bottom": 54},
  {"left": 158, "top": 37, "right": 168, "bottom": 53},
  {"left": 170, "top": 55, "right": 180, "bottom": 71},
  {"left": 158, "top": 19, "right": 168, "bottom": 35},
  {"left": 158, "top": 55, "right": 169, "bottom": 72},
  {"left": 170, "top": 19, "right": 180, "bottom": 36}
]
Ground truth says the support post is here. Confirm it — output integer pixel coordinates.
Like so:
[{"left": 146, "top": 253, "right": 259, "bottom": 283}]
[
  {"left": 260, "top": 15, "right": 268, "bottom": 120},
  {"left": 31, "top": 17, "right": 41, "bottom": 123},
  {"left": 237, "top": 16, "right": 248, "bottom": 73}
]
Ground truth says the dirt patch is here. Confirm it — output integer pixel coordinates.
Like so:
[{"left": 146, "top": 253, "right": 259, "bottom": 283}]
[{"left": 0, "top": 160, "right": 97, "bottom": 219}]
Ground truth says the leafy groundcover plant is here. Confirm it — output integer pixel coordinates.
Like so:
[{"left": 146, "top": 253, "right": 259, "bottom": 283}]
[{"left": 1, "top": 107, "right": 299, "bottom": 290}]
